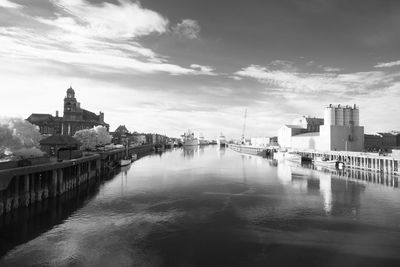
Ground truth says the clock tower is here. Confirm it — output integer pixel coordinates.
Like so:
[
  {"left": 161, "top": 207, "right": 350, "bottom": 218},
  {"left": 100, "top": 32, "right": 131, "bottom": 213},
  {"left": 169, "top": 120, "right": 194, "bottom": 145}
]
[{"left": 63, "top": 86, "right": 82, "bottom": 121}]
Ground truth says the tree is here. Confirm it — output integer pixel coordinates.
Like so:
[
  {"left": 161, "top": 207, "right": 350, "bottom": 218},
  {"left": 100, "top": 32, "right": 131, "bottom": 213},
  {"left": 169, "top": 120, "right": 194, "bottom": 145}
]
[
  {"left": 73, "top": 128, "right": 98, "bottom": 150},
  {"left": 94, "top": 126, "right": 112, "bottom": 146},
  {"left": 0, "top": 117, "right": 44, "bottom": 160},
  {"left": 73, "top": 126, "right": 112, "bottom": 150}
]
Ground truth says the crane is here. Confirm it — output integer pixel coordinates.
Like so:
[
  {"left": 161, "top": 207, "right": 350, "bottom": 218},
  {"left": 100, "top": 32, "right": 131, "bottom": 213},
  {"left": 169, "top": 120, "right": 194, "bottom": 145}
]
[{"left": 241, "top": 108, "right": 247, "bottom": 144}]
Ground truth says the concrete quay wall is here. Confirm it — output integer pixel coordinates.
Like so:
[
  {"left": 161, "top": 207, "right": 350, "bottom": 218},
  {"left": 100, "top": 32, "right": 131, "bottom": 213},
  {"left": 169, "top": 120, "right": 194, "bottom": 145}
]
[{"left": 0, "top": 144, "right": 155, "bottom": 216}]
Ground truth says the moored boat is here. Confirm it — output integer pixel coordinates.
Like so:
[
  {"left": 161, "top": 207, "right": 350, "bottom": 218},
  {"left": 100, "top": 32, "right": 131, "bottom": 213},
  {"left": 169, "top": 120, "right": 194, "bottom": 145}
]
[
  {"left": 229, "top": 143, "right": 268, "bottom": 157},
  {"left": 120, "top": 141, "right": 131, "bottom": 167},
  {"left": 285, "top": 152, "right": 302, "bottom": 163},
  {"left": 217, "top": 133, "right": 226, "bottom": 147},
  {"left": 182, "top": 130, "right": 200, "bottom": 146},
  {"left": 314, "top": 156, "right": 344, "bottom": 169},
  {"left": 120, "top": 158, "right": 131, "bottom": 166},
  {"left": 199, "top": 134, "right": 209, "bottom": 145}
]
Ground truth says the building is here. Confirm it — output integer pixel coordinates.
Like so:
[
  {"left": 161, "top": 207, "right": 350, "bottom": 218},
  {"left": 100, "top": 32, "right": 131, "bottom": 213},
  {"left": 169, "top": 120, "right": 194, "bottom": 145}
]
[
  {"left": 250, "top": 136, "right": 278, "bottom": 147},
  {"left": 112, "top": 125, "right": 131, "bottom": 144},
  {"left": 278, "top": 104, "right": 364, "bottom": 152},
  {"left": 27, "top": 87, "right": 109, "bottom": 136},
  {"left": 364, "top": 132, "right": 400, "bottom": 151},
  {"left": 269, "top": 136, "right": 278, "bottom": 146},
  {"left": 278, "top": 116, "right": 324, "bottom": 148},
  {"left": 132, "top": 133, "right": 147, "bottom": 145},
  {"left": 364, "top": 134, "right": 382, "bottom": 151},
  {"left": 39, "top": 134, "right": 81, "bottom": 158},
  {"left": 250, "top": 137, "right": 270, "bottom": 147},
  {"left": 378, "top": 133, "right": 398, "bottom": 149}
]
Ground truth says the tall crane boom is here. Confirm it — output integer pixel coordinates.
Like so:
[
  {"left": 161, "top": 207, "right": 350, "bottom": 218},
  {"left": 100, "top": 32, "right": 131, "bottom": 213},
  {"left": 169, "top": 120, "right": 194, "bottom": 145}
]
[{"left": 241, "top": 108, "right": 247, "bottom": 143}]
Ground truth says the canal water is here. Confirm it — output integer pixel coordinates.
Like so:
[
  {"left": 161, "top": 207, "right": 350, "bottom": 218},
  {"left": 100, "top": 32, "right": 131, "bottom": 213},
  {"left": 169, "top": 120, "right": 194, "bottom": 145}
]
[{"left": 1, "top": 146, "right": 400, "bottom": 266}]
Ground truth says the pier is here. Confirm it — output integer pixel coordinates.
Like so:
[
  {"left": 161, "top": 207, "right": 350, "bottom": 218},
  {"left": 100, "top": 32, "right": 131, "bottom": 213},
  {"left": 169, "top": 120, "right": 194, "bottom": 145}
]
[{"left": 296, "top": 150, "right": 400, "bottom": 175}]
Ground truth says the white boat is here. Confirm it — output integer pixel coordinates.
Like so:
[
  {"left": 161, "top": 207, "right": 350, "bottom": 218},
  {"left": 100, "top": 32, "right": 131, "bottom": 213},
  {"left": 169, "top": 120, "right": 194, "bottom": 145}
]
[
  {"left": 285, "top": 152, "right": 302, "bottom": 163},
  {"left": 182, "top": 130, "right": 200, "bottom": 146},
  {"left": 199, "top": 134, "right": 209, "bottom": 145},
  {"left": 120, "top": 158, "right": 131, "bottom": 166},
  {"left": 273, "top": 150, "right": 286, "bottom": 160},
  {"left": 120, "top": 141, "right": 132, "bottom": 166},
  {"left": 314, "top": 156, "right": 344, "bottom": 169},
  {"left": 218, "top": 133, "right": 226, "bottom": 147}
]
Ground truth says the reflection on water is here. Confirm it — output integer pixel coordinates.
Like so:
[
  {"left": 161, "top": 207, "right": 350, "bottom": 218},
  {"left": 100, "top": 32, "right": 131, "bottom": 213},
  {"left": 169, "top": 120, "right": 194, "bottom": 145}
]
[
  {"left": 0, "top": 169, "right": 118, "bottom": 257},
  {"left": 1, "top": 147, "right": 400, "bottom": 267},
  {"left": 182, "top": 145, "right": 198, "bottom": 158}
]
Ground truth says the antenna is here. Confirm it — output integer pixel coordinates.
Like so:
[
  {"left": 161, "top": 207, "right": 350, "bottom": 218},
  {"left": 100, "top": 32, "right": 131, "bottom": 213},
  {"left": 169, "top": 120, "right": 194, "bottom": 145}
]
[{"left": 242, "top": 108, "right": 247, "bottom": 143}]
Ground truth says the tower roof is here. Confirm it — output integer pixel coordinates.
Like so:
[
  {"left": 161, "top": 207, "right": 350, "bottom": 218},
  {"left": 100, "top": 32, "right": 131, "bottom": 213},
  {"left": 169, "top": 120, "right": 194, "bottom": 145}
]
[{"left": 67, "top": 86, "right": 75, "bottom": 94}]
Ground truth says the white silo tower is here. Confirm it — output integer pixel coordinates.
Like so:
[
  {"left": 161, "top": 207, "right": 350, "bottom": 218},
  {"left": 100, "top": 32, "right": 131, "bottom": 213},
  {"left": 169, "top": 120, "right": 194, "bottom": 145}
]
[
  {"left": 324, "top": 104, "right": 335, "bottom": 125},
  {"left": 335, "top": 105, "right": 344, "bottom": 126}
]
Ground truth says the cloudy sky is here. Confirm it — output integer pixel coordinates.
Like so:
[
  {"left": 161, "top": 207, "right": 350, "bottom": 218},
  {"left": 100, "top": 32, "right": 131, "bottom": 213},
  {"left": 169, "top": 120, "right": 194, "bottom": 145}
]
[{"left": 1, "top": 0, "right": 400, "bottom": 138}]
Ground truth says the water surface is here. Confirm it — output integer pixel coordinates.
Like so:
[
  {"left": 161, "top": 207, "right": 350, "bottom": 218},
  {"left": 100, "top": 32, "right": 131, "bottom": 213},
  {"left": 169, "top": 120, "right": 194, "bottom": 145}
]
[{"left": 1, "top": 146, "right": 400, "bottom": 266}]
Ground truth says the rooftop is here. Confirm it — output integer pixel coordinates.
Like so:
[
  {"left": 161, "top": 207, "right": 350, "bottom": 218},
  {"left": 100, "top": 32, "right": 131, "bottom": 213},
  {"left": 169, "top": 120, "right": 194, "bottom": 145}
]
[
  {"left": 284, "top": 124, "right": 305, "bottom": 129},
  {"left": 293, "top": 132, "right": 320, "bottom": 137},
  {"left": 40, "top": 134, "right": 81, "bottom": 146}
]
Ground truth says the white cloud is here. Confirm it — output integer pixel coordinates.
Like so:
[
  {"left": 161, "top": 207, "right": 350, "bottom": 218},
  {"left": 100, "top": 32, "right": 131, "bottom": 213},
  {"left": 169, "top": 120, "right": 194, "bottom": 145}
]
[
  {"left": 190, "top": 64, "right": 216, "bottom": 75},
  {"left": 0, "top": 1, "right": 212, "bottom": 76},
  {"left": 50, "top": 0, "right": 169, "bottom": 39},
  {"left": 235, "top": 64, "right": 393, "bottom": 95},
  {"left": 0, "top": 0, "right": 21, "bottom": 9},
  {"left": 229, "top": 76, "right": 243, "bottom": 81},
  {"left": 374, "top": 60, "right": 400, "bottom": 68},
  {"left": 323, "top": 66, "right": 341, "bottom": 72},
  {"left": 172, "top": 19, "right": 200, "bottom": 39}
]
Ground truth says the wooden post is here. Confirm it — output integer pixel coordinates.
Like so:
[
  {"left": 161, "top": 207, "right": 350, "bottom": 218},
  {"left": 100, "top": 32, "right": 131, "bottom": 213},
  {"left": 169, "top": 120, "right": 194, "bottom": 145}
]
[
  {"left": 23, "top": 174, "right": 30, "bottom": 207},
  {"left": 51, "top": 169, "right": 58, "bottom": 198},
  {"left": 12, "top": 176, "right": 19, "bottom": 210},
  {"left": 30, "top": 174, "right": 36, "bottom": 204},
  {"left": 58, "top": 168, "right": 64, "bottom": 195}
]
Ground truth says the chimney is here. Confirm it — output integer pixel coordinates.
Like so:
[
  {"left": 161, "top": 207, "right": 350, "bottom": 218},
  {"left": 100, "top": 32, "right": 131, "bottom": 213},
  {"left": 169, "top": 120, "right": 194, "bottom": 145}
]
[
  {"left": 99, "top": 112, "right": 104, "bottom": 123},
  {"left": 56, "top": 110, "right": 59, "bottom": 117}
]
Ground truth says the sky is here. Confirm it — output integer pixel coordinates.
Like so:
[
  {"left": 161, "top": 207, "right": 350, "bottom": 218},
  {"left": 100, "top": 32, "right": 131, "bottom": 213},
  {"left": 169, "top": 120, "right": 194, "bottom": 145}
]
[{"left": 1, "top": 0, "right": 400, "bottom": 139}]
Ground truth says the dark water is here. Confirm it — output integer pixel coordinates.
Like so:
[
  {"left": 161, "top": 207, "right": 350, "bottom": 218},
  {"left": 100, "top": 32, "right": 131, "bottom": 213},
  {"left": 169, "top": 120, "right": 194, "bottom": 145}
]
[{"left": 1, "top": 146, "right": 400, "bottom": 267}]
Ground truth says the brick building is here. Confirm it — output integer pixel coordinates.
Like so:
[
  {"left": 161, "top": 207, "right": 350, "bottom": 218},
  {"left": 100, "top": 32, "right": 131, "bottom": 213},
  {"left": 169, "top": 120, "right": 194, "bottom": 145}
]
[{"left": 27, "top": 87, "right": 109, "bottom": 136}]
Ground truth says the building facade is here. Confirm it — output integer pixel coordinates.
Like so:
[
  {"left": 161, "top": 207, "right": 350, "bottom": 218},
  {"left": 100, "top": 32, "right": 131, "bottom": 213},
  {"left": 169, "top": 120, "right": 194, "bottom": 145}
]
[
  {"left": 278, "top": 104, "right": 364, "bottom": 152},
  {"left": 364, "top": 132, "right": 400, "bottom": 151},
  {"left": 27, "top": 87, "right": 109, "bottom": 136}
]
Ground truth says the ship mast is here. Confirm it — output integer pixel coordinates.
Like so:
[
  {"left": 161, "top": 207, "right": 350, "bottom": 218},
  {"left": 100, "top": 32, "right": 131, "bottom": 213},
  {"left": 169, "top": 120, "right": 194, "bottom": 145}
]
[{"left": 241, "top": 108, "right": 247, "bottom": 144}]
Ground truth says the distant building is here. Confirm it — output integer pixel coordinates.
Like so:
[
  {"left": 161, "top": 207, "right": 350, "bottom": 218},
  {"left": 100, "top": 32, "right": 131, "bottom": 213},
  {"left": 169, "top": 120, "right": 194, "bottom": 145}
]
[
  {"left": 250, "top": 137, "right": 270, "bottom": 147},
  {"left": 250, "top": 137, "right": 278, "bottom": 147},
  {"left": 112, "top": 125, "right": 130, "bottom": 144},
  {"left": 27, "top": 87, "right": 109, "bottom": 136},
  {"left": 364, "top": 132, "right": 400, "bottom": 151},
  {"left": 378, "top": 132, "right": 398, "bottom": 149},
  {"left": 269, "top": 136, "right": 278, "bottom": 146},
  {"left": 364, "top": 134, "right": 382, "bottom": 151},
  {"left": 278, "top": 104, "right": 364, "bottom": 152},
  {"left": 133, "top": 134, "right": 147, "bottom": 145}
]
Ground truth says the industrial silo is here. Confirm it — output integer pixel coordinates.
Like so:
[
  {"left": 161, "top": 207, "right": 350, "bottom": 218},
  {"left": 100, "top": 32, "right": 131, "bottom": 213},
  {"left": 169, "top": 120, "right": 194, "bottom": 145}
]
[
  {"left": 343, "top": 106, "right": 351, "bottom": 126},
  {"left": 335, "top": 106, "right": 344, "bottom": 126},
  {"left": 351, "top": 106, "right": 359, "bottom": 126},
  {"left": 324, "top": 105, "right": 335, "bottom": 125}
]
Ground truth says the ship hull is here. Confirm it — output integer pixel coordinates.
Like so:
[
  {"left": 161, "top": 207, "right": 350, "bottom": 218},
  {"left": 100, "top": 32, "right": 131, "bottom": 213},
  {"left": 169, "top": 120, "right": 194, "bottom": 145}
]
[
  {"left": 228, "top": 144, "right": 268, "bottom": 157},
  {"left": 183, "top": 139, "right": 200, "bottom": 146}
]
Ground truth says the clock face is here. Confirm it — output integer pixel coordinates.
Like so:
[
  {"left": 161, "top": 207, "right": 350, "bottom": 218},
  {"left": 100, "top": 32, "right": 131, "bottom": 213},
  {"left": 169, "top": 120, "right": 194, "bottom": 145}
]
[{"left": 67, "top": 107, "right": 71, "bottom": 111}]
